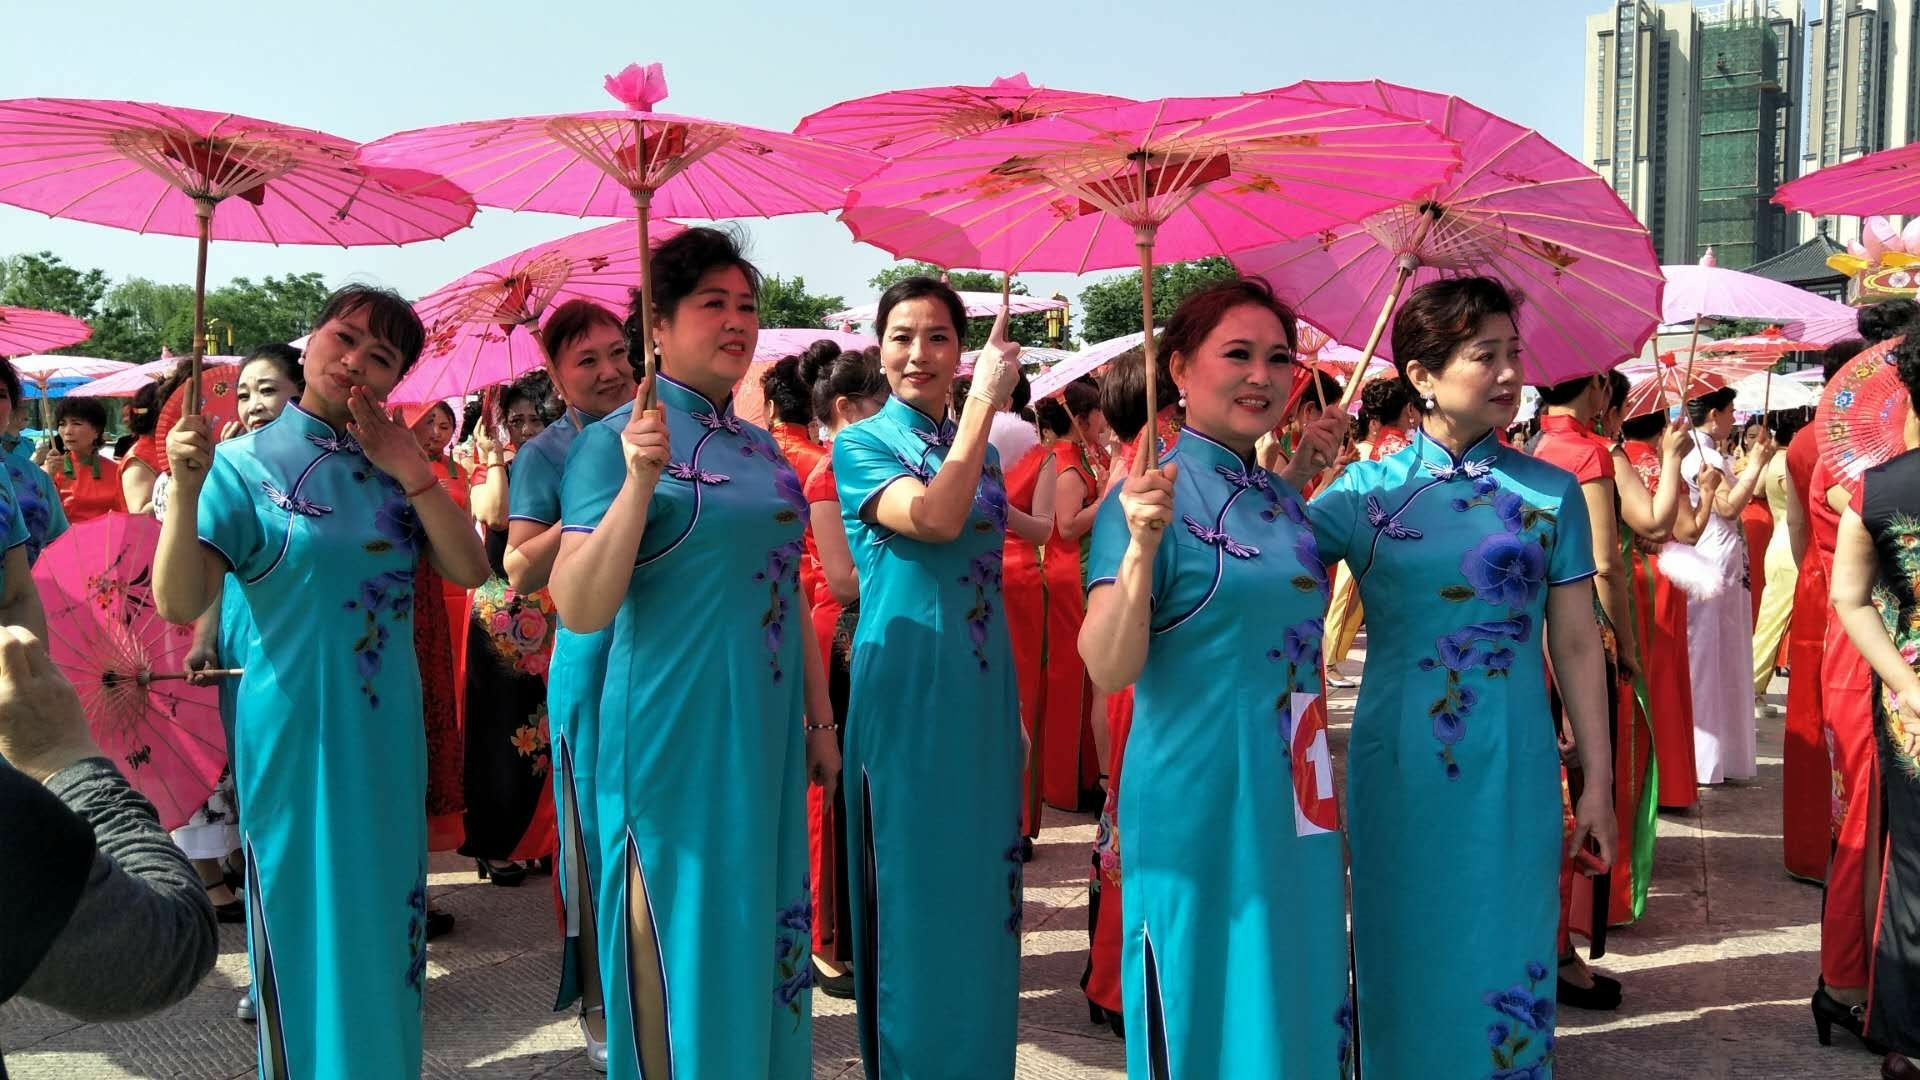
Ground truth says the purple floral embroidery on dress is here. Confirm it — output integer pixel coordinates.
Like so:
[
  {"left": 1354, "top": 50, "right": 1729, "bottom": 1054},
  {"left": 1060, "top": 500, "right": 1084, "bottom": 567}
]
[
  {"left": 755, "top": 539, "right": 804, "bottom": 684},
  {"left": 404, "top": 875, "right": 428, "bottom": 993},
  {"left": 344, "top": 566, "right": 414, "bottom": 707},
  {"left": 1267, "top": 616, "right": 1323, "bottom": 744},
  {"left": 958, "top": 551, "right": 1003, "bottom": 672},
  {"left": 897, "top": 455, "right": 934, "bottom": 484},
  {"left": 1003, "top": 828, "right": 1025, "bottom": 933},
  {"left": 772, "top": 878, "right": 814, "bottom": 1025},
  {"left": 1365, "top": 494, "right": 1424, "bottom": 540},
  {"left": 1483, "top": 961, "right": 1555, "bottom": 1078},
  {"left": 306, "top": 431, "right": 362, "bottom": 456},
  {"left": 666, "top": 460, "right": 731, "bottom": 485},
  {"left": 1335, "top": 991, "right": 1356, "bottom": 1075},
  {"left": 1184, "top": 514, "right": 1260, "bottom": 558},
  {"left": 369, "top": 490, "right": 422, "bottom": 558},
  {"left": 1423, "top": 456, "right": 1495, "bottom": 482},
  {"left": 974, "top": 463, "right": 1009, "bottom": 533},
  {"left": 912, "top": 423, "right": 956, "bottom": 449},
  {"left": 773, "top": 462, "right": 806, "bottom": 523},
  {"left": 262, "top": 480, "right": 332, "bottom": 518},
  {"left": 739, "top": 437, "right": 782, "bottom": 463}
]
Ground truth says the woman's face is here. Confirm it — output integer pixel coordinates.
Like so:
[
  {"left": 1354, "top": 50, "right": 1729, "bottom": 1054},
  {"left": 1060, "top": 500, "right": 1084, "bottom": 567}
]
[
  {"left": 503, "top": 399, "right": 546, "bottom": 447},
  {"left": 301, "top": 305, "right": 408, "bottom": 416},
  {"left": 57, "top": 415, "right": 99, "bottom": 453},
  {"left": 549, "top": 321, "right": 634, "bottom": 418},
  {"left": 880, "top": 297, "right": 961, "bottom": 415},
  {"left": 1172, "top": 302, "right": 1296, "bottom": 452},
  {"left": 1408, "top": 313, "right": 1523, "bottom": 437},
  {"left": 411, "top": 405, "right": 455, "bottom": 457},
  {"left": 655, "top": 265, "right": 758, "bottom": 398},
  {"left": 235, "top": 360, "right": 298, "bottom": 432}
]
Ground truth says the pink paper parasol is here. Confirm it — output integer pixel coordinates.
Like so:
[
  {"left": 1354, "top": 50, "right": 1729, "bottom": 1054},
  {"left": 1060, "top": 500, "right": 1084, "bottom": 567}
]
[
  {"left": 1815, "top": 336, "right": 1910, "bottom": 498},
  {"left": 1028, "top": 330, "right": 1151, "bottom": 400},
  {"left": 1618, "top": 351, "right": 1774, "bottom": 421},
  {"left": 795, "top": 72, "right": 1131, "bottom": 156},
  {"left": 357, "top": 62, "right": 878, "bottom": 401},
  {"left": 1660, "top": 262, "right": 1860, "bottom": 402},
  {"left": 1235, "top": 81, "right": 1663, "bottom": 407},
  {"left": 68, "top": 355, "right": 242, "bottom": 398},
  {"left": 841, "top": 91, "right": 1460, "bottom": 468},
  {"left": 731, "top": 328, "right": 877, "bottom": 427},
  {"left": 0, "top": 97, "right": 476, "bottom": 412},
  {"left": 1774, "top": 141, "right": 1920, "bottom": 218},
  {"left": 389, "top": 218, "right": 688, "bottom": 404},
  {"left": 0, "top": 306, "right": 90, "bottom": 356},
  {"left": 31, "top": 513, "right": 232, "bottom": 830}
]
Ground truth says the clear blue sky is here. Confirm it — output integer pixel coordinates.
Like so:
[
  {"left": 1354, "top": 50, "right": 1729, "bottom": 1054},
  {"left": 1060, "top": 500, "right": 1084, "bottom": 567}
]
[{"left": 0, "top": 0, "right": 1608, "bottom": 324}]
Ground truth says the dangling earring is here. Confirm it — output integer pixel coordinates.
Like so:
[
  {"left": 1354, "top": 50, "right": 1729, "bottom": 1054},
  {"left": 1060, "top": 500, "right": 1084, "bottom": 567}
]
[
  {"left": 1423, "top": 394, "right": 1436, "bottom": 411},
  {"left": 1177, "top": 387, "right": 1188, "bottom": 410}
]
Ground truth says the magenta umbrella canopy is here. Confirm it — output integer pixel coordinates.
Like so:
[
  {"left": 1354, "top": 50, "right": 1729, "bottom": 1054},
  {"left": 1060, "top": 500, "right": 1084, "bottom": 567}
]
[
  {"left": 1237, "top": 81, "right": 1664, "bottom": 391},
  {"left": 795, "top": 73, "right": 1132, "bottom": 156},
  {"left": 1775, "top": 141, "right": 1920, "bottom": 217},
  {"left": 0, "top": 98, "right": 476, "bottom": 245},
  {"left": 0, "top": 306, "right": 90, "bottom": 356},
  {"left": 840, "top": 91, "right": 1462, "bottom": 275},
  {"left": 388, "top": 218, "right": 689, "bottom": 405}
]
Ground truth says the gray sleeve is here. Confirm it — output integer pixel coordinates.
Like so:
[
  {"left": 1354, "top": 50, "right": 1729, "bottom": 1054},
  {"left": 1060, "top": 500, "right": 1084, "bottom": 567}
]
[{"left": 19, "top": 758, "right": 217, "bottom": 1021}]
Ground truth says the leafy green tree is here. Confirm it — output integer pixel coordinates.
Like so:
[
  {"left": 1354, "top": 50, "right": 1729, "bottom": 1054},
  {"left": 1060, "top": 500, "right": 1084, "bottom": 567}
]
[
  {"left": 758, "top": 274, "right": 847, "bottom": 330},
  {"left": 90, "top": 277, "right": 194, "bottom": 361},
  {"left": 0, "top": 251, "right": 109, "bottom": 321},
  {"left": 866, "top": 261, "right": 1055, "bottom": 350},
  {"left": 1077, "top": 256, "right": 1240, "bottom": 343},
  {"left": 200, "top": 273, "right": 332, "bottom": 355}
]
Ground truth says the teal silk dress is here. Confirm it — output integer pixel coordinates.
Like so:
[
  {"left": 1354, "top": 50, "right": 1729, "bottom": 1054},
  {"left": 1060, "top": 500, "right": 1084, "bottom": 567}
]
[
  {"left": 1086, "top": 428, "right": 1351, "bottom": 1079},
  {"left": 834, "top": 396, "right": 1022, "bottom": 1080},
  {"left": 508, "top": 405, "right": 614, "bottom": 1011},
  {"left": 561, "top": 374, "right": 812, "bottom": 1079},
  {"left": 0, "top": 462, "right": 27, "bottom": 594},
  {"left": 2, "top": 436, "right": 66, "bottom": 563},
  {"left": 194, "top": 403, "right": 429, "bottom": 1079},
  {"left": 1308, "top": 429, "right": 1594, "bottom": 1079}
]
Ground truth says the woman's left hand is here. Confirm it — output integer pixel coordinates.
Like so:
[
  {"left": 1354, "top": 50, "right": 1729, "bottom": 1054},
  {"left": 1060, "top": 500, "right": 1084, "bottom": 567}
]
[
  {"left": 806, "top": 727, "right": 842, "bottom": 805},
  {"left": 346, "top": 387, "right": 432, "bottom": 491},
  {"left": 1567, "top": 788, "right": 1617, "bottom": 876}
]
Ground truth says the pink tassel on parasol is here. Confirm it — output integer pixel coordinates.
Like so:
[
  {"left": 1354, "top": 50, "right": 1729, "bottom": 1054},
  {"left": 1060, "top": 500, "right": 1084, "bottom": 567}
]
[
  {"left": 1815, "top": 336, "right": 1912, "bottom": 498},
  {"left": 30, "top": 513, "right": 234, "bottom": 830}
]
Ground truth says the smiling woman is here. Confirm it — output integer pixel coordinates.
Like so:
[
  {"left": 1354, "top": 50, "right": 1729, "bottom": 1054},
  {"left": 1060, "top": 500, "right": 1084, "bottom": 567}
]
[{"left": 150, "top": 283, "right": 488, "bottom": 1079}]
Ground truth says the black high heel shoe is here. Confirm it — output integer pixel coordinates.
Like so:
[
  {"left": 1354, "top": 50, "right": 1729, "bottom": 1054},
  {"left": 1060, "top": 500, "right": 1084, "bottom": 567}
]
[
  {"left": 1812, "top": 985, "right": 1887, "bottom": 1053},
  {"left": 1087, "top": 1000, "right": 1125, "bottom": 1038},
  {"left": 475, "top": 859, "right": 527, "bottom": 887}
]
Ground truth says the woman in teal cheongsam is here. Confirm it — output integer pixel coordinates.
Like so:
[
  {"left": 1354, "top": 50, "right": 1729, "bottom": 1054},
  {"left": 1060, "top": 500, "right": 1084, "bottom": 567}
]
[
  {"left": 0, "top": 360, "right": 66, "bottom": 565},
  {"left": 834, "top": 278, "right": 1034, "bottom": 1080},
  {"left": 502, "top": 299, "right": 635, "bottom": 1066},
  {"left": 549, "top": 230, "right": 835, "bottom": 1080},
  {"left": 1306, "top": 277, "right": 1615, "bottom": 1079},
  {"left": 154, "top": 286, "right": 490, "bottom": 1079},
  {"left": 1081, "top": 280, "right": 1353, "bottom": 1079}
]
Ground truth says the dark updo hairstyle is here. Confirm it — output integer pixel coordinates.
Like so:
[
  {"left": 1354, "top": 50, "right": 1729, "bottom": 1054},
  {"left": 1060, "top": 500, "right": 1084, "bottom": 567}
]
[
  {"left": 1859, "top": 299, "right": 1920, "bottom": 344},
  {"left": 241, "top": 342, "right": 305, "bottom": 394},
  {"left": 1160, "top": 277, "right": 1299, "bottom": 373},
  {"left": 1822, "top": 338, "right": 1867, "bottom": 382},
  {"left": 540, "top": 298, "right": 625, "bottom": 366},
  {"left": 1037, "top": 379, "right": 1102, "bottom": 438},
  {"left": 126, "top": 380, "right": 165, "bottom": 438},
  {"left": 762, "top": 343, "right": 832, "bottom": 426},
  {"left": 1606, "top": 368, "right": 1630, "bottom": 414},
  {"left": 630, "top": 227, "right": 763, "bottom": 368},
  {"left": 1684, "top": 385, "right": 1737, "bottom": 427},
  {"left": 458, "top": 397, "right": 484, "bottom": 443},
  {"left": 1098, "top": 338, "right": 1175, "bottom": 443},
  {"left": 802, "top": 343, "right": 887, "bottom": 429},
  {"left": 1892, "top": 333, "right": 1920, "bottom": 404},
  {"left": 53, "top": 396, "right": 109, "bottom": 447},
  {"left": 1619, "top": 410, "right": 1668, "bottom": 441},
  {"left": 1389, "top": 276, "right": 1520, "bottom": 411},
  {"left": 0, "top": 357, "right": 19, "bottom": 412},
  {"left": 1009, "top": 369, "right": 1032, "bottom": 414},
  {"left": 1537, "top": 372, "right": 1602, "bottom": 408},
  {"left": 1360, "top": 376, "right": 1414, "bottom": 427},
  {"left": 499, "top": 370, "right": 552, "bottom": 427},
  {"left": 314, "top": 284, "right": 426, "bottom": 375},
  {"left": 874, "top": 276, "right": 967, "bottom": 341},
  {"left": 1298, "top": 369, "right": 1343, "bottom": 409}
]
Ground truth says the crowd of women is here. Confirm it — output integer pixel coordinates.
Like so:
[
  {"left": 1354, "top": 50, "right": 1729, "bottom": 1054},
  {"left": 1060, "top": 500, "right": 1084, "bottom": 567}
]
[{"left": 3, "top": 225, "right": 1920, "bottom": 1079}]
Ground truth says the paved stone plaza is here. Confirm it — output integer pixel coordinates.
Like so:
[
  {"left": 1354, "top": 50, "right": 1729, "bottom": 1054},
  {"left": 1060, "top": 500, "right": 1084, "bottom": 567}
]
[{"left": 0, "top": 673, "right": 1892, "bottom": 1078}]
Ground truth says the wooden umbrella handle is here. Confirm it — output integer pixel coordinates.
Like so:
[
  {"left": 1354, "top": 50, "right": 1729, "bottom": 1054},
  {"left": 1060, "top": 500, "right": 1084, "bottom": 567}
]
[
  {"left": 1336, "top": 254, "right": 1421, "bottom": 412},
  {"left": 143, "top": 668, "right": 244, "bottom": 683}
]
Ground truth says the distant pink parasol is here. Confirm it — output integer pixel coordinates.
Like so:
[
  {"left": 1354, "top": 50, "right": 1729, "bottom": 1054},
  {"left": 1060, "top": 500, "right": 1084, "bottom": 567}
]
[
  {"left": 0, "top": 306, "right": 90, "bottom": 356},
  {"left": 795, "top": 73, "right": 1131, "bottom": 156}
]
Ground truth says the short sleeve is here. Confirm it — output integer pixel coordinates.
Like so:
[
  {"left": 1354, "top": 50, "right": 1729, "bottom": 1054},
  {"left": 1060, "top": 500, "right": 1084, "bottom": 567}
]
[
  {"left": 1305, "top": 465, "right": 1363, "bottom": 566},
  {"left": 0, "top": 466, "right": 27, "bottom": 554},
  {"left": 832, "top": 423, "right": 913, "bottom": 531},
  {"left": 1085, "top": 489, "right": 1174, "bottom": 605},
  {"left": 508, "top": 439, "right": 563, "bottom": 525},
  {"left": 1548, "top": 472, "right": 1598, "bottom": 585},
  {"left": 804, "top": 457, "right": 837, "bottom": 506},
  {"left": 195, "top": 452, "right": 266, "bottom": 577},
  {"left": 559, "top": 423, "right": 622, "bottom": 534}
]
